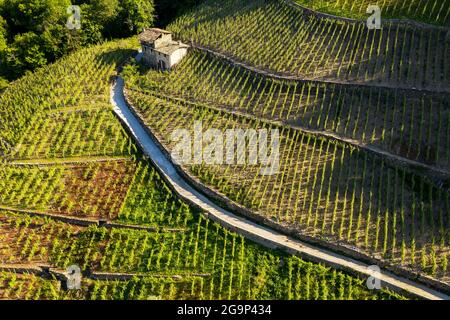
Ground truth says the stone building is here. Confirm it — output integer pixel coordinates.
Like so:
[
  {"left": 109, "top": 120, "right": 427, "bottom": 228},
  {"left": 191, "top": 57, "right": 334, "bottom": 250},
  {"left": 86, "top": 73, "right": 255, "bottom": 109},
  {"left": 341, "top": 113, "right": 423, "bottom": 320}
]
[{"left": 139, "top": 28, "right": 189, "bottom": 70}]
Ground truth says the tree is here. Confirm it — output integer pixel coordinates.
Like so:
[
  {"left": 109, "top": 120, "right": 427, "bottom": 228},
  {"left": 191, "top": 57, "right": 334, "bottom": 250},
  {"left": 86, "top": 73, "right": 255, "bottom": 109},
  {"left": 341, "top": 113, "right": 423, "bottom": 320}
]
[
  {"left": 114, "top": 0, "right": 155, "bottom": 37},
  {"left": 0, "top": 0, "right": 70, "bottom": 34},
  {"left": 41, "top": 24, "right": 83, "bottom": 61},
  {"left": 0, "top": 0, "right": 158, "bottom": 80},
  {"left": 3, "top": 32, "right": 47, "bottom": 78},
  {"left": 0, "top": 76, "right": 7, "bottom": 91},
  {"left": 73, "top": 0, "right": 119, "bottom": 37},
  {"left": 0, "top": 15, "right": 8, "bottom": 82},
  {"left": 77, "top": 4, "right": 106, "bottom": 45},
  {"left": 88, "top": 0, "right": 119, "bottom": 24}
]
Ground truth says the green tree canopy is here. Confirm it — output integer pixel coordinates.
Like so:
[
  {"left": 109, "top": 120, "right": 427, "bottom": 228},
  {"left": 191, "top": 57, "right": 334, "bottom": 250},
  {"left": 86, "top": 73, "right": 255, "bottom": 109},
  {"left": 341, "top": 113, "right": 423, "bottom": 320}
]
[
  {"left": 3, "top": 32, "right": 47, "bottom": 78},
  {"left": 115, "top": 0, "right": 155, "bottom": 36},
  {"left": 1, "top": 0, "right": 70, "bottom": 34},
  {"left": 0, "top": 0, "right": 156, "bottom": 81},
  {"left": 155, "top": 0, "right": 200, "bottom": 26}
]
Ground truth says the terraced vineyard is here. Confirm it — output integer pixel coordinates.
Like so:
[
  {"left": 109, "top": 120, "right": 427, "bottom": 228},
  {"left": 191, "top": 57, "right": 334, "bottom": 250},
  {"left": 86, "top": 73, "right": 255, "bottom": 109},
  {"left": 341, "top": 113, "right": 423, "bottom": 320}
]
[
  {"left": 0, "top": 206, "right": 404, "bottom": 300},
  {"left": 120, "top": 0, "right": 450, "bottom": 291},
  {"left": 169, "top": 0, "right": 450, "bottom": 92},
  {"left": 293, "top": 0, "right": 450, "bottom": 26},
  {"left": 3, "top": 0, "right": 450, "bottom": 301},
  {"left": 125, "top": 85, "right": 450, "bottom": 284},
  {"left": 12, "top": 108, "right": 136, "bottom": 161},
  {"left": 0, "top": 37, "right": 404, "bottom": 300},
  {"left": 127, "top": 50, "right": 450, "bottom": 169},
  {"left": 0, "top": 40, "right": 136, "bottom": 156},
  {"left": 0, "top": 161, "right": 136, "bottom": 219}
]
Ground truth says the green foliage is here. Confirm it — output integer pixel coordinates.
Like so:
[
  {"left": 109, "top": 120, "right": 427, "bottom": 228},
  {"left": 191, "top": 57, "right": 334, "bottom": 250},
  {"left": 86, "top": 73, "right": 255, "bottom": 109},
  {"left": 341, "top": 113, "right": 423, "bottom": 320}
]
[
  {"left": 0, "top": 0, "right": 155, "bottom": 81},
  {"left": 0, "top": 15, "right": 6, "bottom": 50},
  {"left": 14, "top": 108, "right": 136, "bottom": 160},
  {"left": 0, "top": 0, "right": 70, "bottom": 33},
  {"left": 121, "top": 61, "right": 139, "bottom": 82},
  {"left": 2, "top": 32, "right": 48, "bottom": 79},
  {"left": 126, "top": 48, "right": 450, "bottom": 281},
  {"left": 0, "top": 76, "right": 7, "bottom": 91},
  {"left": 130, "top": 50, "right": 449, "bottom": 169},
  {"left": 0, "top": 39, "right": 136, "bottom": 154},
  {"left": 116, "top": 0, "right": 155, "bottom": 35},
  {"left": 169, "top": 0, "right": 449, "bottom": 92},
  {"left": 81, "top": 0, "right": 120, "bottom": 25},
  {"left": 0, "top": 0, "right": 442, "bottom": 301},
  {"left": 0, "top": 208, "right": 405, "bottom": 300}
]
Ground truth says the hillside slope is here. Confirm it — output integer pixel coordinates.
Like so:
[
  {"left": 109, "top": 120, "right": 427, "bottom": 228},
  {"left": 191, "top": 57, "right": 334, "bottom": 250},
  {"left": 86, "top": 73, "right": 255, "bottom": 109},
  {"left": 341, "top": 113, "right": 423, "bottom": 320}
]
[
  {"left": 292, "top": 0, "right": 450, "bottom": 26},
  {"left": 0, "top": 39, "right": 404, "bottom": 300},
  {"left": 169, "top": 0, "right": 450, "bottom": 92},
  {"left": 123, "top": 0, "right": 449, "bottom": 288}
]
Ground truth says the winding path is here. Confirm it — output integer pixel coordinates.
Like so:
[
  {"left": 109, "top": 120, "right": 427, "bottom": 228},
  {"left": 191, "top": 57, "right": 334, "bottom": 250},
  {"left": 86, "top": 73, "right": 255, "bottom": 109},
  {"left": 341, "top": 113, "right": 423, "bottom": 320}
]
[{"left": 111, "top": 75, "right": 449, "bottom": 300}]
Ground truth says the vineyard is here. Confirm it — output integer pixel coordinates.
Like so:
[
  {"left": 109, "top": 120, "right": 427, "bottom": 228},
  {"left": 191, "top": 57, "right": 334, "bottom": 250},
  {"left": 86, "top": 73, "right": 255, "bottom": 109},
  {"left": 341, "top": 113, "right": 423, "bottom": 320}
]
[
  {"left": 168, "top": 0, "right": 450, "bottom": 92},
  {"left": 0, "top": 40, "right": 136, "bottom": 157},
  {"left": 112, "top": 0, "right": 450, "bottom": 289},
  {"left": 12, "top": 108, "right": 136, "bottom": 161},
  {"left": 0, "top": 36, "right": 407, "bottom": 300},
  {"left": 0, "top": 163, "right": 403, "bottom": 300},
  {"left": 292, "top": 0, "right": 450, "bottom": 26},
  {"left": 125, "top": 85, "right": 450, "bottom": 283},
  {"left": 0, "top": 206, "right": 406, "bottom": 300},
  {"left": 0, "top": 161, "right": 136, "bottom": 219},
  {"left": 127, "top": 50, "right": 450, "bottom": 169},
  {"left": 2, "top": 0, "right": 450, "bottom": 301}
]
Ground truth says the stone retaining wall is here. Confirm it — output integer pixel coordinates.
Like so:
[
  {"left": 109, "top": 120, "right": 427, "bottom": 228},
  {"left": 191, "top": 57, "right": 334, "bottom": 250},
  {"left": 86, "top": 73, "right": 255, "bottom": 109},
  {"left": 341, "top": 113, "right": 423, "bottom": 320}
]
[
  {"left": 0, "top": 206, "right": 164, "bottom": 232},
  {"left": 0, "top": 264, "right": 210, "bottom": 283}
]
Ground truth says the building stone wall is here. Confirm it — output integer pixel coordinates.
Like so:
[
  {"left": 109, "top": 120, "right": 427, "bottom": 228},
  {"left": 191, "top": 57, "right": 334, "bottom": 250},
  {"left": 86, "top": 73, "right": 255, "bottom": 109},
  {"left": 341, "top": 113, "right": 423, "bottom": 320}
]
[{"left": 169, "top": 47, "right": 189, "bottom": 68}]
